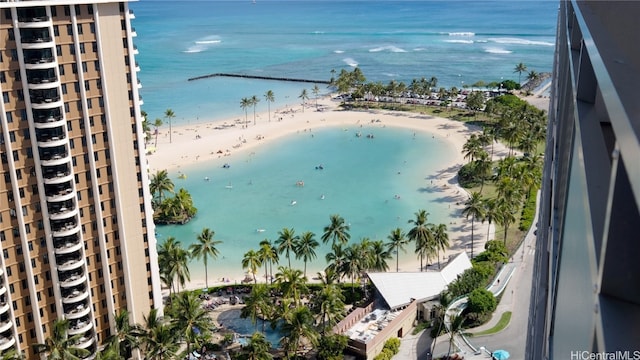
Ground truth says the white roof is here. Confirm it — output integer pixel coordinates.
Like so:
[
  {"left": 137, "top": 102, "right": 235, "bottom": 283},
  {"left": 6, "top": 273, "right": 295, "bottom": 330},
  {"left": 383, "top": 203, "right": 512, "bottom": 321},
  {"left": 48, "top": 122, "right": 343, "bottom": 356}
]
[{"left": 367, "top": 252, "right": 472, "bottom": 310}]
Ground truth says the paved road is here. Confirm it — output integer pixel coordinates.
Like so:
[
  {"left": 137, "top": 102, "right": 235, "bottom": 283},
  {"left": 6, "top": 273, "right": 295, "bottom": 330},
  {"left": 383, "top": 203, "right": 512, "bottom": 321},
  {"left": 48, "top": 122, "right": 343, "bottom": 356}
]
[{"left": 419, "top": 202, "right": 539, "bottom": 360}]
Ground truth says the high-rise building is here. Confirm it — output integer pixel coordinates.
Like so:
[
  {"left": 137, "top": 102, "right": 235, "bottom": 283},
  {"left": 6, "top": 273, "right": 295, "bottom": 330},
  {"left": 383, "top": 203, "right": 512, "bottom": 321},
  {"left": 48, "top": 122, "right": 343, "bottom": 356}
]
[
  {"left": 0, "top": 0, "right": 162, "bottom": 357},
  {"left": 527, "top": 1, "right": 640, "bottom": 358}
]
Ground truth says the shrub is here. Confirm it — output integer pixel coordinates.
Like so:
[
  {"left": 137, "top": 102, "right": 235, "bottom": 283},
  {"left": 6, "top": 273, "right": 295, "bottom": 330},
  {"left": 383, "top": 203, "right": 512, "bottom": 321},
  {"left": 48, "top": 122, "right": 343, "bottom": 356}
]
[
  {"left": 519, "top": 188, "right": 538, "bottom": 231},
  {"left": 383, "top": 337, "right": 401, "bottom": 354},
  {"left": 466, "top": 288, "right": 497, "bottom": 315},
  {"left": 458, "top": 162, "right": 482, "bottom": 188}
]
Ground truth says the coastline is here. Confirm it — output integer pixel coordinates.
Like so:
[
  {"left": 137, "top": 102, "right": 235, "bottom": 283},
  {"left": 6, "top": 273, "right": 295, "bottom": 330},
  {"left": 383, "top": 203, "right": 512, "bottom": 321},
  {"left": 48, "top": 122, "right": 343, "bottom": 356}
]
[{"left": 148, "top": 98, "right": 514, "bottom": 291}]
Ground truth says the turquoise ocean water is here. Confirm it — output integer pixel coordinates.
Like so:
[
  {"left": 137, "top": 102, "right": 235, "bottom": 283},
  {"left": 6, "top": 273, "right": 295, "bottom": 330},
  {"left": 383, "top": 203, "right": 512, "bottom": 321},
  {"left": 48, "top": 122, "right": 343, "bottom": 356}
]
[{"left": 131, "top": 0, "right": 558, "bottom": 280}]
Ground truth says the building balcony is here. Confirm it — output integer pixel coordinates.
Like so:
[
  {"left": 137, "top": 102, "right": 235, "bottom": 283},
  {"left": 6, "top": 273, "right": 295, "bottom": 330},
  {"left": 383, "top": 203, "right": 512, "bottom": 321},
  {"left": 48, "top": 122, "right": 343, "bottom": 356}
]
[
  {"left": 40, "top": 152, "right": 70, "bottom": 167},
  {"left": 20, "top": 37, "right": 54, "bottom": 50},
  {"left": 49, "top": 207, "right": 78, "bottom": 222},
  {"left": 27, "top": 75, "right": 58, "bottom": 85},
  {"left": 0, "top": 320, "right": 12, "bottom": 334},
  {"left": 43, "top": 171, "right": 73, "bottom": 186},
  {"left": 74, "top": 333, "right": 95, "bottom": 349},
  {"left": 61, "top": 288, "right": 89, "bottom": 305},
  {"left": 52, "top": 223, "right": 80, "bottom": 238},
  {"left": 129, "top": 9, "right": 135, "bottom": 19},
  {"left": 34, "top": 113, "right": 64, "bottom": 124},
  {"left": 17, "top": 16, "right": 51, "bottom": 27},
  {"left": 0, "top": 286, "right": 5, "bottom": 297},
  {"left": 30, "top": 95, "right": 61, "bottom": 105},
  {"left": 46, "top": 189, "right": 75, "bottom": 203},
  {"left": 68, "top": 319, "right": 93, "bottom": 336},
  {"left": 25, "top": 55, "right": 54, "bottom": 65},
  {"left": 58, "top": 258, "right": 84, "bottom": 272},
  {"left": 36, "top": 131, "right": 66, "bottom": 144},
  {"left": 65, "top": 303, "right": 91, "bottom": 320},
  {"left": 31, "top": 99, "right": 63, "bottom": 110},
  {"left": 0, "top": 302, "right": 8, "bottom": 315},
  {"left": 54, "top": 240, "right": 82, "bottom": 255},
  {"left": 60, "top": 272, "right": 86, "bottom": 289},
  {"left": 0, "top": 334, "right": 15, "bottom": 352}
]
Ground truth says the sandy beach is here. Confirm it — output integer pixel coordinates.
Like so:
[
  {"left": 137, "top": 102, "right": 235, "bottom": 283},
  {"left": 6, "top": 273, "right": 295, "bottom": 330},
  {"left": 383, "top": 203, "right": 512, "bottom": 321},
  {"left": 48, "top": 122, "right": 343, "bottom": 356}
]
[{"left": 147, "top": 97, "right": 515, "bottom": 291}]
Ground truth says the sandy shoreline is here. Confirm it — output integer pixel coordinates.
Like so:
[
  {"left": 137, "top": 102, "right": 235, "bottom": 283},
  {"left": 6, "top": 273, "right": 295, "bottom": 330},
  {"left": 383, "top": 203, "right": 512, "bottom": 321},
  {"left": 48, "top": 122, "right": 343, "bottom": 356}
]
[{"left": 148, "top": 97, "right": 514, "bottom": 291}]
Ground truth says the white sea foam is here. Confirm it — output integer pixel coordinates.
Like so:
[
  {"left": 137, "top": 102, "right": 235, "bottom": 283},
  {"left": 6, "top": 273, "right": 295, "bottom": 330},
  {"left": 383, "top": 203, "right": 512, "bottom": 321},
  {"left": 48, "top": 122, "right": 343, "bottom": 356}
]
[
  {"left": 413, "top": 47, "right": 427, "bottom": 51},
  {"left": 448, "top": 32, "right": 475, "bottom": 36},
  {"left": 488, "top": 37, "right": 554, "bottom": 46},
  {"left": 183, "top": 45, "right": 206, "bottom": 53},
  {"left": 444, "top": 39, "right": 474, "bottom": 44},
  {"left": 369, "top": 45, "right": 407, "bottom": 53},
  {"left": 195, "top": 40, "right": 221, "bottom": 45},
  {"left": 484, "top": 47, "right": 513, "bottom": 54},
  {"left": 343, "top": 57, "right": 359, "bottom": 67},
  {"left": 334, "top": 50, "right": 344, "bottom": 54}
]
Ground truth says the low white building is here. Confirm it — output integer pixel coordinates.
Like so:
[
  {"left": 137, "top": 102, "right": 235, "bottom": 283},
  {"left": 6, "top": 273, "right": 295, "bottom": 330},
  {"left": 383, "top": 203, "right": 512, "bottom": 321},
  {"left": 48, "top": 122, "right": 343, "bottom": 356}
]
[{"left": 333, "top": 252, "right": 472, "bottom": 359}]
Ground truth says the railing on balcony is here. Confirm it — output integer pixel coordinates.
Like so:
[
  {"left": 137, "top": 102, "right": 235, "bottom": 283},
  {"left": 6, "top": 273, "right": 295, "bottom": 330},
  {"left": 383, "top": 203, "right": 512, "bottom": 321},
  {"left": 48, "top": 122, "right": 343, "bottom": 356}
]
[
  {"left": 36, "top": 132, "right": 66, "bottom": 142},
  {"left": 31, "top": 95, "right": 61, "bottom": 104}
]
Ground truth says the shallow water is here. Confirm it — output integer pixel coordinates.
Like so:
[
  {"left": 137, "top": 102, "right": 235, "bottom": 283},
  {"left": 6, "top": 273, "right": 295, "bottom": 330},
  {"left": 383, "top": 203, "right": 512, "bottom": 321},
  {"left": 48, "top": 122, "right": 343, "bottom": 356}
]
[{"left": 156, "top": 125, "right": 457, "bottom": 278}]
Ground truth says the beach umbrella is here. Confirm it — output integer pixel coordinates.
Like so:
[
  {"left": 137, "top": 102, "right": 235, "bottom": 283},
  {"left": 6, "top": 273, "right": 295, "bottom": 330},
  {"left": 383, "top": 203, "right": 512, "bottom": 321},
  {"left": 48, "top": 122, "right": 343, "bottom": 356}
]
[{"left": 492, "top": 350, "right": 510, "bottom": 360}]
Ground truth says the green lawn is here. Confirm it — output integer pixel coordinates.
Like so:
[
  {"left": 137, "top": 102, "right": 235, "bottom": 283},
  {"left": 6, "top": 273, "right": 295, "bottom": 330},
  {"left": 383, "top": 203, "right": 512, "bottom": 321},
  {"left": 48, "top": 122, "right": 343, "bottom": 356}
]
[{"left": 471, "top": 311, "right": 512, "bottom": 336}]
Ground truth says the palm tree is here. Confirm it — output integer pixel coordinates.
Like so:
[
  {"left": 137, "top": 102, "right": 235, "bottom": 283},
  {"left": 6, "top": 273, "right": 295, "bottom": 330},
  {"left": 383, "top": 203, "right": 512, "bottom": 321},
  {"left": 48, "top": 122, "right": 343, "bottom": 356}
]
[
  {"left": 294, "top": 231, "right": 319, "bottom": 277},
  {"left": 109, "top": 309, "right": 142, "bottom": 359},
  {"left": 496, "top": 197, "right": 518, "bottom": 246},
  {"left": 244, "top": 332, "right": 273, "bottom": 360},
  {"left": 164, "top": 108, "right": 175, "bottom": 143},
  {"left": 241, "top": 284, "right": 270, "bottom": 332},
  {"left": 169, "top": 292, "right": 214, "bottom": 356},
  {"left": 299, "top": 88, "right": 309, "bottom": 112},
  {"left": 325, "top": 243, "right": 346, "bottom": 283},
  {"left": 462, "top": 192, "right": 484, "bottom": 258},
  {"left": 0, "top": 349, "right": 24, "bottom": 360},
  {"left": 462, "top": 134, "right": 483, "bottom": 164},
  {"left": 321, "top": 214, "right": 350, "bottom": 247},
  {"left": 264, "top": 90, "right": 275, "bottom": 122},
  {"left": 343, "top": 243, "right": 363, "bottom": 297},
  {"left": 141, "top": 308, "right": 178, "bottom": 360},
  {"left": 275, "top": 227, "right": 299, "bottom": 268},
  {"left": 481, "top": 198, "right": 500, "bottom": 243},
  {"left": 407, "top": 210, "right": 434, "bottom": 271},
  {"left": 32, "top": 319, "right": 91, "bottom": 360},
  {"left": 275, "top": 266, "right": 307, "bottom": 306},
  {"left": 240, "top": 97, "right": 251, "bottom": 127},
  {"left": 387, "top": 227, "right": 408, "bottom": 272},
  {"left": 447, "top": 314, "right": 466, "bottom": 358},
  {"left": 153, "top": 118, "right": 163, "bottom": 147},
  {"left": 432, "top": 223, "right": 450, "bottom": 269},
  {"left": 280, "top": 306, "right": 318, "bottom": 360},
  {"left": 312, "top": 84, "right": 321, "bottom": 110},
  {"left": 149, "top": 170, "right": 174, "bottom": 204},
  {"left": 258, "top": 239, "right": 278, "bottom": 284},
  {"left": 368, "top": 240, "right": 391, "bottom": 272},
  {"left": 250, "top": 95, "right": 260, "bottom": 125},
  {"left": 242, "top": 249, "right": 262, "bottom": 284},
  {"left": 311, "top": 284, "right": 345, "bottom": 334},
  {"left": 189, "top": 228, "right": 222, "bottom": 289},
  {"left": 514, "top": 62, "right": 527, "bottom": 84},
  {"left": 157, "top": 237, "right": 190, "bottom": 294}
]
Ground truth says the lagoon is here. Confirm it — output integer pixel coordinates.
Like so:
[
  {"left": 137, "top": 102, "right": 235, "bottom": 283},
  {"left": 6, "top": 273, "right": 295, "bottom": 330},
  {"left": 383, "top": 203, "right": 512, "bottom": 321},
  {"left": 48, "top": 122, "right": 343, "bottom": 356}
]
[{"left": 156, "top": 124, "right": 458, "bottom": 282}]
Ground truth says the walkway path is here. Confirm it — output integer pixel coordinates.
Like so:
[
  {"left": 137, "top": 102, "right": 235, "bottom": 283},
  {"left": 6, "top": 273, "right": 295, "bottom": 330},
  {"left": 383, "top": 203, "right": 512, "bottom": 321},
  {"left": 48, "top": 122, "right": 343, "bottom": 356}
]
[{"left": 429, "top": 192, "right": 540, "bottom": 359}]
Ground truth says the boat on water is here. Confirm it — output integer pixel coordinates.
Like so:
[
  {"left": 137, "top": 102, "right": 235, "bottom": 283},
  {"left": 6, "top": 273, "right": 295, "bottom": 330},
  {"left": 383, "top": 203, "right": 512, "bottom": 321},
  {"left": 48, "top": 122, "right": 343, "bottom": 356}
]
[
  {"left": 178, "top": 173, "right": 187, "bottom": 179},
  {"left": 290, "top": 200, "right": 297, "bottom": 206},
  {"left": 256, "top": 229, "right": 266, "bottom": 233}
]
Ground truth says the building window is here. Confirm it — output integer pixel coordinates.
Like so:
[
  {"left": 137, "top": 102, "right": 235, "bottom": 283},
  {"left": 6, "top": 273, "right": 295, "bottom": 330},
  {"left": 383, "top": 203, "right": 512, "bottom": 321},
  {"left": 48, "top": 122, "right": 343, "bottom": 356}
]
[
  {"left": 61, "top": 84, "right": 67, "bottom": 94},
  {"left": 72, "top": 63, "right": 77, "bottom": 74},
  {"left": 66, "top": 24, "right": 73, "bottom": 36},
  {"left": 77, "top": 23, "right": 83, "bottom": 35},
  {"left": 58, "top": 63, "right": 64, "bottom": 75},
  {"left": 84, "top": 80, "right": 90, "bottom": 91},
  {"left": 90, "top": 23, "right": 95, "bottom": 34},
  {"left": 79, "top": 43, "right": 85, "bottom": 54},
  {"left": 2, "top": 92, "right": 9, "bottom": 104},
  {"left": 0, "top": 72, "right": 5, "bottom": 83},
  {"left": 53, "top": 25, "right": 59, "bottom": 36},
  {"left": 82, "top": 62, "right": 87, "bottom": 73},
  {"left": 69, "top": 44, "right": 75, "bottom": 55},
  {"left": 5, "top": 112, "right": 12, "bottom": 122}
]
